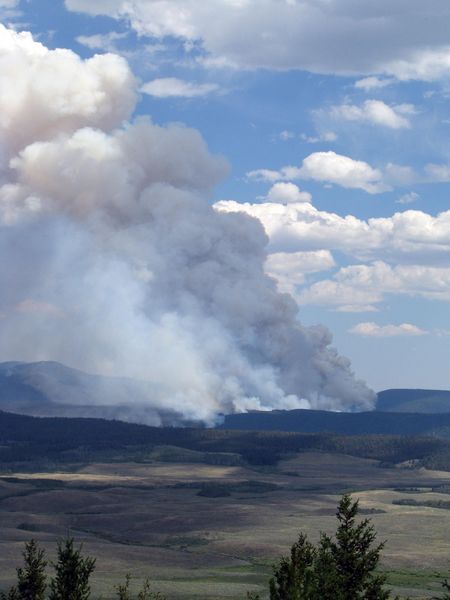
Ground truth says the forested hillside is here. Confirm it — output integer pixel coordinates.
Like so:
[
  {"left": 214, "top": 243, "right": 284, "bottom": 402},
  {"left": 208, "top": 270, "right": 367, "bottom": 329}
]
[
  {"left": 1, "top": 410, "right": 450, "bottom": 471},
  {"left": 221, "top": 408, "right": 450, "bottom": 437},
  {"left": 376, "top": 388, "right": 450, "bottom": 413}
]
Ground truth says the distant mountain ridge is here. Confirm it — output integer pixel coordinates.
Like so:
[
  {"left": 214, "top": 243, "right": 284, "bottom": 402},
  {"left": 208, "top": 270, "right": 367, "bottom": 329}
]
[
  {"left": 1, "top": 361, "right": 450, "bottom": 434},
  {"left": 0, "top": 361, "right": 188, "bottom": 426},
  {"left": 376, "top": 388, "right": 450, "bottom": 413},
  {"left": 220, "top": 408, "right": 450, "bottom": 438}
]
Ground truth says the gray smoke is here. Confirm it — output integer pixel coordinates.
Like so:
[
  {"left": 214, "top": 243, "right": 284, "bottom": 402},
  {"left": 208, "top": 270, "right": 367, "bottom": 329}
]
[{"left": 0, "top": 25, "right": 374, "bottom": 424}]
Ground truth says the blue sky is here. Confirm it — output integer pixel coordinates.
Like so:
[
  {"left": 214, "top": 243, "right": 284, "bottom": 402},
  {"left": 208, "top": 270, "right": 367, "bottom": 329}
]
[{"left": 2, "top": 0, "right": 450, "bottom": 399}]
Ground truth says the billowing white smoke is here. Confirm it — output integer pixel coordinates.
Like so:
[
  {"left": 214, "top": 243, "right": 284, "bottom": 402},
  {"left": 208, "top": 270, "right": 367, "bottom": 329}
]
[{"left": 0, "top": 24, "right": 374, "bottom": 424}]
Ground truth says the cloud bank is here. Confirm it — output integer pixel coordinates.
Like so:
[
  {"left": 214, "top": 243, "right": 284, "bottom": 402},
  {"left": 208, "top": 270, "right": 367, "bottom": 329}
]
[
  {"left": 66, "top": 0, "right": 450, "bottom": 80},
  {"left": 0, "top": 25, "right": 375, "bottom": 424},
  {"left": 215, "top": 199, "right": 450, "bottom": 312},
  {"left": 215, "top": 200, "right": 450, "bottom": 265}
]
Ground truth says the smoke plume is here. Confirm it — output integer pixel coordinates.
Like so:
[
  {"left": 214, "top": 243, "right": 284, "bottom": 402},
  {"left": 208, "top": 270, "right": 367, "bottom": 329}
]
[{"left": 0, "top": 25, "right": 374, "bottom": 424}]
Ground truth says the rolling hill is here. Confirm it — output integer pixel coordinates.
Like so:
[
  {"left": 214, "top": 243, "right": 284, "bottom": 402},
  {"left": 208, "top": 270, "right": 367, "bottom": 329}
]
[
  {"left": 2, "top": 360, "right": 450, "bottom": 437},
  {"left": 0, "top": 361, "right": 186, "bottom": 425},
  {"left": 375, "top": 388, "right": 450, "bottom": 413},
  {"left": 0, "top": 408, "right": 448, "bottom": 471}
]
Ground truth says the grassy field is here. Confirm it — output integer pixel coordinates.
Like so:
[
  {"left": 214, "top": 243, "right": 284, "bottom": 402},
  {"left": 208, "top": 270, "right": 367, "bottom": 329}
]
[{"left": 1, "top": 450, "right": 450, "bottom": 599}]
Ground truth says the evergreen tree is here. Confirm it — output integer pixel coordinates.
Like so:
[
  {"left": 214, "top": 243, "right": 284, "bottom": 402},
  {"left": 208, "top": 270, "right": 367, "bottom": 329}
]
[
  {"left": 317, "top": 494, "right": 391, "bottom": 600},
  {"left": 266, "top": 494, "right": 395, "bottom": 600},
  {"left": 16, "top": 540, "right": 47, "bottom": 600},
  {"left": 269, "top": 534, "right": 317, "bottom": 600},
  {"left": 49, "top": 538, "right": 95, "bottom": 600}
]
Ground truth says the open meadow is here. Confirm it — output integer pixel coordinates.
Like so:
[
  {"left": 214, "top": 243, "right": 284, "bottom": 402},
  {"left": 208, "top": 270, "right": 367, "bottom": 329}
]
[{"left": 1, "top": 450, "right": 450, "bottom": 599}]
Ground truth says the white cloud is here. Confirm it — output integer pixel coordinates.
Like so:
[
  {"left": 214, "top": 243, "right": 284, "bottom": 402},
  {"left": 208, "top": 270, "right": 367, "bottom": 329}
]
[
  {"left": 396, "top": 191, "right": 420, "bottom": 204},
  {"left": 141, "top": 77, "right": 219, "bottom": 98},
  {"left": 299, "top": 151, "right": 389, "bottom": 193},
  {"left": 354, "top": 76, "right": 394, "bottom": 90},
  {"left": 387, "top": 47, "right": 450, "bottom": 81},
  {"left": 329, "top": 100, "right": 413, "bottom": 129},
  {"left": 335, "top": 262, "right": 450, "bottom": 301},
  {"left": 66, "top": 0, "right": 450, "bottom": 81},
  {"left": 296, "top": 278, "right": 383, "bottom": 311},
  {"left": 0, "top": 0, "right": 18, "bottom": 6},
  {"left": 214, "top": 201, "right": 450, "bottom": 266},
  {"left": 296, "top": 261, "right": 450, "bottom": 309},
  {"left": 246, "top": 168, "right": 281, "bottom": 182},
  {"left": 76, "top": 31, "right": 127, "bottom": 52},
  {"left": 300, "top": 131, "right": 337, "bottom": 143},
  {"left": 263, "top": 182, "right": 311, "bottom": 204},
  {"left": 350, "top": 322, "right": 428, "bottom": 337},
  {"left": 265, "top": 250, "right": 335, "bottom": 294},
  {"left": 247, "top": 151, "right": 389, "bottom": 194},
  {"left": 335, "top": 304, "right": 379, "bottom": 314}
]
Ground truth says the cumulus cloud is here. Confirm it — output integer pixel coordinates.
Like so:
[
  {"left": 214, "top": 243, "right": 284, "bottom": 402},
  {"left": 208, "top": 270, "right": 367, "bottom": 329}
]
[
  {"left": 296, "top": 279, "right": 383, "bottom": 312},
  {"left": 299, "top": 151, "right": 389, "bottom": 193},
  {"left": 297, "top": 262, "right": 450, "bottom": 310},
  {"left": 265, "top": 250, "right": 335, "bottom": 294},
  {"left": 141, "top": 77, "right": 219, "bottom": 98},
  {"left": 263, "top": 182, "right": 311, "bottom": 204},
  {"left": 247, "top": 151, "right": 389, "bottom": 194},
  {"left": 350, "top": 322, "right": 427, "bottom": 337},
  {"left": 0, "top": 28, "right": 375, "bottom": 422},
  {"left": 215, "top": 200, "right": 450, "bottom": 266},
  {"left": 66, "top": 0, "right": 450, "bottom": 81},
  {"left": 329, "top": 100, "right": 414, "bottom": 129}
]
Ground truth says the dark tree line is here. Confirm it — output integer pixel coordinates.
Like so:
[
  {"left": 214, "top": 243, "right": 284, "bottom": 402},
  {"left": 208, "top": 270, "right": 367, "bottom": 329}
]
[{"left": 1, "top": 409, "right": 450, "bottom": 470}]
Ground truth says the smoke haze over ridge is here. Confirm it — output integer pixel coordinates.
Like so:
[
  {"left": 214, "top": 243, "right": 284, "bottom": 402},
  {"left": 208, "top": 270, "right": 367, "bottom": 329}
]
[{"left": 0, "top": 24, "right": 374, "bottom": 424}]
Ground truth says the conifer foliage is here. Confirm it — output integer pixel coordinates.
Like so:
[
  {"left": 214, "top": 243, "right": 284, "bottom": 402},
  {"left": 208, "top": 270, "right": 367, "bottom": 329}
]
[
  {"left": 17, "top": 540, "right": 47, "bottom": 600},
  {"left": 1, "top": 539, "right": 47, "bottom": 600},
  {"left": 48, "top": 539, "right": 95, "bottom": 600},
  {"left": 268, "top": 494, "right": 395, "bottom": 600}
]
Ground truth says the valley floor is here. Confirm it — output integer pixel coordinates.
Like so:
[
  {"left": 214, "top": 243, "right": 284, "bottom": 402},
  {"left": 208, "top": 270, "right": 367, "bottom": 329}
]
[{"left": 0, "top": 451, "right": 450, "bottom": 599}]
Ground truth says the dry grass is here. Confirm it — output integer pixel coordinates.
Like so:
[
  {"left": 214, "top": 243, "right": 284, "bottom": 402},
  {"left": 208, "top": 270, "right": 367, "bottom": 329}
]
[{"left": 1, "top": 452, "right": 450, "bottom": 598}]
